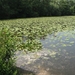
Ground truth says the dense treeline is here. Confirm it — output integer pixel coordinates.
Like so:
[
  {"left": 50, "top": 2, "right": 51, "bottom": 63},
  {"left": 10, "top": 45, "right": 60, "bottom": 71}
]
[{"left": 0, "top": 0, "right": 75, "bottom": 19}]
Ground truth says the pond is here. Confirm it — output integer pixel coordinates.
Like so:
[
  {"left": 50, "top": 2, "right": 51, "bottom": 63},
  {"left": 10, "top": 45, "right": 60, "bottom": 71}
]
[
  {"left": 41, "top": 29, "right": 75, "bottom": 55},
  {"left": 40, "top": 29, "right": 75, "bottom": 75},
  {"left": 15, "top": 29, "right": 75, "bottom": 75}
]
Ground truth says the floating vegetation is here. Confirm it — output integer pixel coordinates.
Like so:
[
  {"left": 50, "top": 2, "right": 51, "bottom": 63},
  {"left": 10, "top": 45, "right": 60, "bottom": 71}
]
[{"left": 0, "top": 16, "right": 75, "bottom": 52}]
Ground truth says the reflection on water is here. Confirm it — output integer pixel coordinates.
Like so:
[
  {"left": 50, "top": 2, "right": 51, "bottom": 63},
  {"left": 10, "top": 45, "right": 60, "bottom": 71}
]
[
  {"left": 39, "top": 30, "right": 75, "bottom": 75},
  {"left": 41, "top": 30, "right": 75, "bottom": 50},
  {"left": 16, "top": 29, "right": 75, "bottom": 75}
]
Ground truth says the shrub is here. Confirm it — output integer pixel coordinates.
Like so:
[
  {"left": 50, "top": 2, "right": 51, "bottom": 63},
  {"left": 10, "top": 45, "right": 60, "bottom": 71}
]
[{"left": 0, "top": 27, "right": 18, "bottom": 75}]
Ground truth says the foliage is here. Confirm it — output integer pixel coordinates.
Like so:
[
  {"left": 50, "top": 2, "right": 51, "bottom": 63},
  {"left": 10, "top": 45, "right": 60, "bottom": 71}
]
[
  {"left": 0, "top": 27, "right": 19, "bottom": 75},
  {"left": 0, "top": 17, "right": 75, "bottom": 75},
  {"left": 0, "top": 16, "right": 75, "bottom": 52},
  {"left": 0, "top": 0, "right": 75, "bottom": 19},
  {"left": 0, "top": 16, "right": 75, "bottom": 75}
]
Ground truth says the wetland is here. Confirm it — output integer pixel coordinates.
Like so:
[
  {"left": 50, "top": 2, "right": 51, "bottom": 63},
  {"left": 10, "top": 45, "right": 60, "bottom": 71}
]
[{"left": 0, "top": 16, "right": 75, "bottom": 75}]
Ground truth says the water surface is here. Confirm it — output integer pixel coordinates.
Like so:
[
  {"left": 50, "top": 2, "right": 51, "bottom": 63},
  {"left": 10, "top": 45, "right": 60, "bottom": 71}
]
[
  {"left": 16, "top": 29, "right": 75, "bottom": 75},
  {"left": 39, "top": 29, "right": 75, "bottom": 75}
]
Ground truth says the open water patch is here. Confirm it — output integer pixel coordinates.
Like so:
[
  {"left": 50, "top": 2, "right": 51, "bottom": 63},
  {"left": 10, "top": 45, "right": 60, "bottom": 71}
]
[{"left": 15, "top": 29, "right": 75, "bottom": 75}]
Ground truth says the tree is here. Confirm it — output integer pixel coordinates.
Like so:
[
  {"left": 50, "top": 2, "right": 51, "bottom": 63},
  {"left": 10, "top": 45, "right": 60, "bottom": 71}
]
[{"left": 0, "top": 0, "right": 75, "bottom": 19}]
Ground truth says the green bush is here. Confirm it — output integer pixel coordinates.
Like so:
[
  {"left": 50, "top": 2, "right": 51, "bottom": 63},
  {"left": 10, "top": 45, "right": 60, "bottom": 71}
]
[
  {"left": 0, "top": 26, "right": 42, "bottom": 75},
  {"left": 0, "top": 27, "right": 18, "bottom": 75}
]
